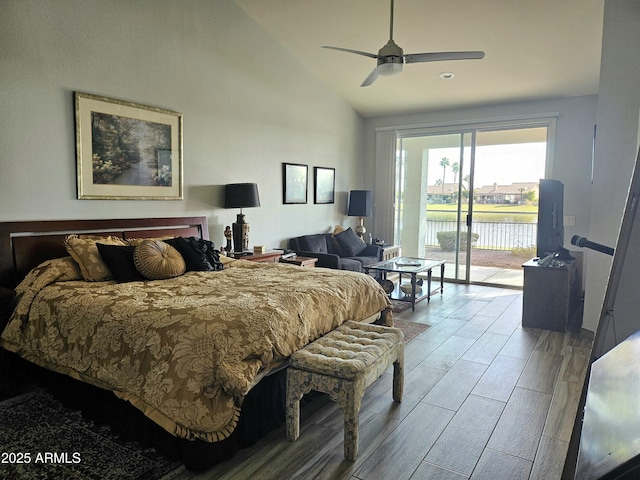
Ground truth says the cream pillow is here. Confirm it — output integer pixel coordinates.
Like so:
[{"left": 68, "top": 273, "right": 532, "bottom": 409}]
[
  {"left": 134, "top": 239, "right": 186, "bottom": 280},
  {"left": 64, "top": 235, "right": 127, "bottom": 281}
]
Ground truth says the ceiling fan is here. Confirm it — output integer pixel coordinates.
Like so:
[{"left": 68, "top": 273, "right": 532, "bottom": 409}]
[{"left": 322, "top": 0, "right": 485, "bottom": 87}]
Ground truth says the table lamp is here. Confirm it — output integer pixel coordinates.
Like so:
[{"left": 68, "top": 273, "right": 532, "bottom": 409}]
[
  {"left": 347, "top": 190, "right": 372, "bottom": 240},
  {"left": 224, "top": 183, "right": 261, "bottom": 252}
]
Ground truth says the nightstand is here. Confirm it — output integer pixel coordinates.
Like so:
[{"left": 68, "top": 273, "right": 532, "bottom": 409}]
[
  {"left": 280, "top": 256, "right": 318, "bottom": 268},
  {"left": 236, "top": 251, "right": 282, "bottom": 263}
]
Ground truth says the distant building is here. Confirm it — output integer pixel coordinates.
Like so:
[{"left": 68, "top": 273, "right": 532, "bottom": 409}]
[
  {"left": 425, "top": 183, "right": 459, "bottom": 202},
  {"left": 474, "top": 182, "right": 538, "bottom": 204},
  {"left": 426, "top": 182, "right": 538, "bottom": 204}
]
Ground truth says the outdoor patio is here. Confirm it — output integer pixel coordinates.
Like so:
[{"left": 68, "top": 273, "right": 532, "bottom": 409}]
[{"left": 423, "top": 246, "right": 530, "bottom": 288}]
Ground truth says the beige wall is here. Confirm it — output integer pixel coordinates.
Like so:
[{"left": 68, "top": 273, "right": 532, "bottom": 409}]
[{"left": 0, "top": 0, "right": 365, "bottom": 249}]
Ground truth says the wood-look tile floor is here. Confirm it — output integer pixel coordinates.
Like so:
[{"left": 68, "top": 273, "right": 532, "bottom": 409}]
[{"left": 171, "top": 283, "right": 592, "bottom": 480}]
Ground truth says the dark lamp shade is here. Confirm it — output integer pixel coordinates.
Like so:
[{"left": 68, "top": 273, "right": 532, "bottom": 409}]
[
  {"left": 224, "top": 183, "right": 261, "bottom": 209},
  {"left": 347, "top": 190, "right": 372, "bottom": 217}
]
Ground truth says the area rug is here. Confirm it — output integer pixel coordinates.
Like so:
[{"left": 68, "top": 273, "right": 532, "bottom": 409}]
[
  {"left": 0, "top": 390, "right": 182, "bottom": 480},
  {"left": 391, "top": 299, "right": 411, "bottom": 312},
  {"left": 394, "top": 318, "right": 430, "bottom": 343}
]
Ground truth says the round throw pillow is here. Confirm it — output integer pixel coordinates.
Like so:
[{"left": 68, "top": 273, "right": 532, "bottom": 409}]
[{"left": 134, "top": 239, "right": 186, "bottom": 280}]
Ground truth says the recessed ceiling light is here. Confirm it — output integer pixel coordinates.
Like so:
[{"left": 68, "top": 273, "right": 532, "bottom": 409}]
[{"left": 440, "top": 72, "right": 455, "bottom": 79}]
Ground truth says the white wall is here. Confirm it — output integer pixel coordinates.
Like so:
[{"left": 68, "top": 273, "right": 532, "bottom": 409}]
[
  {"left": 584, "top": 0, "right": 640, "bottom": 338},
  {"left": 0, "top": 0, "right": 365, "bottom": 249},
  {"left": 363, "top": 96, "right": 598, "bottom": 260}
]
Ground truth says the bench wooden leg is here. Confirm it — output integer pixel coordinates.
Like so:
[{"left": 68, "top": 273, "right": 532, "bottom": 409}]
[
  {"left": 343, "top": 394, "right": 361, "bottom": 461},
  {"left": 393, "top": 354, "right": 404, "bottom": 402},
  {"left": 329, "top": 377, "right": 364, "bottom": 461},
  {"left": 286, "top": 368, "right": 308, "bottom": 441}
]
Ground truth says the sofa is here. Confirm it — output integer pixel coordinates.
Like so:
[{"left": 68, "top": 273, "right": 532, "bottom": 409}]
[{"left": 289, "top": 227, "right": 382, "bottom": 272}]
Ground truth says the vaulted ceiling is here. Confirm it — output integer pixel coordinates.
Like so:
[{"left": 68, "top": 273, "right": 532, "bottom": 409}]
[{"left": 235, "top": 0, "right": 605, "bottom": 118}]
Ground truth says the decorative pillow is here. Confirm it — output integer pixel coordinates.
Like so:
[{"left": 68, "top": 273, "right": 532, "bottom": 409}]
[
  {"left": 96, "top": 244, "right": 146, "bottom": 283},
  {"left": 133, "top": 239, "right": 186, "bottom": 280},
  {"left": 164, "top": 237, "right": 224, "bottom": 271},
  {"left": 332, "top": 225, "right": 346, "bottom": 236},
  {"left": 125, "top": 235, "right": 174, "bottom": 247},
  {"left": 333, "top": 227, "right": 366, "bottom": 257},
  {"left": 302, "top": 234, "right": 328, "bottom": 254},
  {"left": 64, "top": 235, "right": 127, "bottom": 281}
]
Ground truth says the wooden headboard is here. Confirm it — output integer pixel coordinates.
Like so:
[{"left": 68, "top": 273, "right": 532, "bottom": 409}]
[{"left": 0, "top": 217, "right": 209, "bottom": 289}]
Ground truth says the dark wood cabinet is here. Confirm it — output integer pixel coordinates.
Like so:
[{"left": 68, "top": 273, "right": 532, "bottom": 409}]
[
  {"left": 522, "top": 252, "right": 583, "bottom": 332},
  {"left": 235, "top": 251, "right": 282, "bottom": 263},
  {"left": 279, "top": 256, "right": 318, "bottom": 268}
]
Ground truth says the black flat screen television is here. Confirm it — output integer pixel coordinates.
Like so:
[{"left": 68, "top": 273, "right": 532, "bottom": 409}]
[{"left": 537, "top": 178, "right": 569, "bottom": 258}]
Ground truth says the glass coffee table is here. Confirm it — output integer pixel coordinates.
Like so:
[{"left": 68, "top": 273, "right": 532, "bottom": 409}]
[{"left": 364, "top": 257, "right": 446, "bottom": 311}]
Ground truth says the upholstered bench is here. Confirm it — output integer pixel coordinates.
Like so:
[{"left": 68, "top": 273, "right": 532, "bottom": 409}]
[{"left": 286, "top": 320, "right": 404, "bottom": 461}]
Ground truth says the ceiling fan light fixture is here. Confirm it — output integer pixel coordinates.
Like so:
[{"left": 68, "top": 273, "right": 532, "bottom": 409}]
[
  {"left": 377, "top": 62, "right": 403, "bottom": 76},
  {"left": 321, "top": 0, "right": 484, "bottom": 87}
]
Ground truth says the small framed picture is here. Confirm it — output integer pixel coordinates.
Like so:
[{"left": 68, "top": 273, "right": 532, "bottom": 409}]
[
  {"left": 75, "top": 92, "right": 183, "bottom": 200},
  {"left": 314, "top": 167, "right": 335, "bottom": 204},
  {"left": 282, "top": 163, "right": 308, "bottom": 204}
]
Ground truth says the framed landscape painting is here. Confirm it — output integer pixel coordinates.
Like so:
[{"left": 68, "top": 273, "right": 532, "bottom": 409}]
[
  {"left": 75, "top": 92, "right": 183, "bottom": 199},
  {"left": 282, "top": 163, "right": 308, "bottom": 204}
]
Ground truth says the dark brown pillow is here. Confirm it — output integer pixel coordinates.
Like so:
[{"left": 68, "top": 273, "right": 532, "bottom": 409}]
[{"left": 96, "top": 244, "right": 146, "bottom": 283}]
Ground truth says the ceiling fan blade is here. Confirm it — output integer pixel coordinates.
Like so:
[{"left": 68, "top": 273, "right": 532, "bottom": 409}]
[
  {"left": 361, "top": 67, "right": 379, "bottom": 87},
  {"left": 322, "top": 46, "right": 379, "bottom": 59},
  {"left": 405, "top": 51, "right": 485, "bottom": 63}
]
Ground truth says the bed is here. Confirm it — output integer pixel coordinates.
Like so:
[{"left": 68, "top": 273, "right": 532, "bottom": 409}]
[{"left": 0, "top": 216, "right": 392, "bottom": 469}]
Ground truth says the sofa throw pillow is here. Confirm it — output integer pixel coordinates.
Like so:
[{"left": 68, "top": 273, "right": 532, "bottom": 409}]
[
  {"left": 164, "top": 237, "right": 224, "bottom": 272},
  {"left": 64, "top": 235, "right": 127, "bottom": 281},
  {"left": 333, "top": 227, "right": 365, "bottom": 257},
  {"left": 302, "top": 234, "right": 328, "bottom": 254},
  {"left": 134, "top": 239, "right": 186, "bottom": 280},
  {"left": 96, "top": 243, "right": 146, "bottom": 283}
]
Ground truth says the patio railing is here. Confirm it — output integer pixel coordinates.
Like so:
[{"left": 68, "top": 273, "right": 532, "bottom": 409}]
[{"left": 425, "top": 220, "right": 537, "bottom": 251}]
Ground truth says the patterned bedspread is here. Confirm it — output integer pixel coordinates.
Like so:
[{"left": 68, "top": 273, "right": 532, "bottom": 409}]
[{"left": 0, "top": 257, "right": 391, "bottom": 442}]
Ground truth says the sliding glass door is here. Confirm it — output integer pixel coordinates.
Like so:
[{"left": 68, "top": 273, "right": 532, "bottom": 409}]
[
  {"left": 394, "top": 120, "right": 552, "bottom": 287},
  {"left": 395, "top": 132, "right": 473, "bottom": 283},
  {"left": 469, "top": 127, "right": 547, "bottom": 286}
]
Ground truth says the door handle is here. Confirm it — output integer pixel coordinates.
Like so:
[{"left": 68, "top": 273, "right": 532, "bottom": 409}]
[{"left": 466, "top": 214, "right": 471, "bottom": 227}]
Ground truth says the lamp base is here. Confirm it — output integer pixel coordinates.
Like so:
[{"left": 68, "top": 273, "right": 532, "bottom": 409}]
[
  {"left": 232, "top": 213, "right": 251, "bottom": 252},
  {"left": 355, "top": 217, "right": 366, "bottom": 239}
]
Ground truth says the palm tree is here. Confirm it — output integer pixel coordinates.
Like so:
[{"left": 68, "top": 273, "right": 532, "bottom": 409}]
[
  {"left": 451, "top": 162, "right": 460, "bottom": 180},
  {"left": 439, "top": 157, "right": 450, "bottom": 196},
  {"left": 451, "top": 162, "right": 460, "bottom": 201}
]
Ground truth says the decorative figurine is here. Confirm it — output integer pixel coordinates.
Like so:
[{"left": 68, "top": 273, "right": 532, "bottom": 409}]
[{"left": 224, "top": 226, "right": 232, "bottom": 254}]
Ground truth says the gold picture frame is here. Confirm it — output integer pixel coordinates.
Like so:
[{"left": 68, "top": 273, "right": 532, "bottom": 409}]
[{"left": 75, "top": 92, "right": 183, "bottom": 200}]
